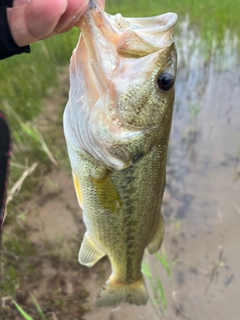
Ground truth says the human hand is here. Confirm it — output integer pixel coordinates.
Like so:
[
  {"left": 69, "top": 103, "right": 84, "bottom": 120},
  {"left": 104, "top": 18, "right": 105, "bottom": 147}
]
[{"left": 7, "top": 0, "right": 90, "bottom": 47}]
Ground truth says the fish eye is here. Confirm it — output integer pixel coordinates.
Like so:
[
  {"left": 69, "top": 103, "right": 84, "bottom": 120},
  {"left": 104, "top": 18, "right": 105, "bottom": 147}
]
[{"left": 156, "top": 70, "right": 175, "bottom": 92}]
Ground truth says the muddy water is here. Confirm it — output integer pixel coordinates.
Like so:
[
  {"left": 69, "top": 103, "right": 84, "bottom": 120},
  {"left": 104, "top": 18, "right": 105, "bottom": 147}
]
[{"left": 83, "top": 25, "right": 240, "bottom": 319}]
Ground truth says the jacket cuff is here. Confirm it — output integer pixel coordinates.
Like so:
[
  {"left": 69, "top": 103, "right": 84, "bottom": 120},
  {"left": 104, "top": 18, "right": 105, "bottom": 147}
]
[{"left": 0, "top": 0, "right": 13, "bottom": 7}]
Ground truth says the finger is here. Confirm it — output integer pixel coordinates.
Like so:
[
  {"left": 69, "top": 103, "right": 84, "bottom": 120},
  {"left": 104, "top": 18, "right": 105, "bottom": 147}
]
[
  {"left": 54, "top": 0, "right": 89, "bottom": 34},
  {"left": 58, "top": 19, "right": 78, "bottom": 35},
  {"left": 40, "top": 13, "right": 82, "bottom": 39},
  {"left": 7, "top": 0, "right": 68, "bottom": 46},
  {"left": 98, "top": 0, "right": 105, "bottom": 10},
  {"left": 13, "top": 0, "right": 28, "bottom": 7}
]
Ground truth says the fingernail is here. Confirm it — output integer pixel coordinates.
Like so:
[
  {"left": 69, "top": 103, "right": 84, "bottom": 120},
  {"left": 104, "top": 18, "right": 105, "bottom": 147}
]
[
  {"left": 73, "top": 0, "right": 89, "bottom": 21},
  {"left": 73, "top": 10, "right": 83, "bottom": 22}
]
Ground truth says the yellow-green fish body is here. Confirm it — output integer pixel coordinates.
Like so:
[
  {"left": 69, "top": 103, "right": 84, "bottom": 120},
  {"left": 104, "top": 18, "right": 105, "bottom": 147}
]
[{"left": 64, "top": 0, "right": 177, "bottom": 307}]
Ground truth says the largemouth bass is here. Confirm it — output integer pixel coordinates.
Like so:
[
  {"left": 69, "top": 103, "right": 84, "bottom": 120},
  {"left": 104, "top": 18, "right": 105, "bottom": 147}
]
[{"left": 64, "top": 0, "right": 177, "bottom": 307}]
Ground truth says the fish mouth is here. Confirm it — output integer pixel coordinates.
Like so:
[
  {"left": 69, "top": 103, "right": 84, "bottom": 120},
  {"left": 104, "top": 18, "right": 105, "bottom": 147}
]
[
  {"left": 78, "top": 1, "right": 177, "bottom": 63},
  {"left": 66, "top": 1, "right": 178, "bottom": 169},
  {"left": 113, "top": 12, "right": 178, "bottom": 58},
  {"left": 77, "top": 1, "right": 178, "bottom": 127}
]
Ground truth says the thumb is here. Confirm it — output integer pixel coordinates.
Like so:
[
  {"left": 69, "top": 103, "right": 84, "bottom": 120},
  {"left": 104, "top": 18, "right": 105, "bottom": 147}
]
[{"left": 7, "top": 0, "right": 68, "bottom": 46}]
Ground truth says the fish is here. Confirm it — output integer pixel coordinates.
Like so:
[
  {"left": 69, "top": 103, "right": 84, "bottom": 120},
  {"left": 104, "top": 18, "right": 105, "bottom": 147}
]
[{"left": 63, "top": 0, "right": 177, "bottom": 307}]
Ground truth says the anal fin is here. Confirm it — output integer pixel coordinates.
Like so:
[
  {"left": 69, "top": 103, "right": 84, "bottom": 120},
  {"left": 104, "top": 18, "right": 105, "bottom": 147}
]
[
  {"left": 79, "top": 233, "right": 105, "bottom": 267},
  {"left": 147, "top": 213, "right": 164, "bottom": 254}
]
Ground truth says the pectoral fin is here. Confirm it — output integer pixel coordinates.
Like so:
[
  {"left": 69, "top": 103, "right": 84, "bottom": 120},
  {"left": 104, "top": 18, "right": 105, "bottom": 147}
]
[
  {"left": 147, "top": 214, "right": 164, "bottom": 254},
  {"left": 91, "top": 174, "right": 122, "bottom": 213},
  {"left": 79, "top": 233, "right": 105, "bottom": 267}
]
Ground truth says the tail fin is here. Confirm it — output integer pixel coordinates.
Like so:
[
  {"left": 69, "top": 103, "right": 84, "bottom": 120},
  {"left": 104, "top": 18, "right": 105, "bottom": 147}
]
[{"left": 96, "top": 276, "right": 148, "bottom": 307}]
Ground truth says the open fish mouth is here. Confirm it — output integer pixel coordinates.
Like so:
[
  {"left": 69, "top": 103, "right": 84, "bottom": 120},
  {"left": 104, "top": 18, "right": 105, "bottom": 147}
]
[
  {"left": 78, "top": 1, "right": 177, "bottom": 66},
  {"left": 64, "top": 0, "right": 177, "bottom": 169}
]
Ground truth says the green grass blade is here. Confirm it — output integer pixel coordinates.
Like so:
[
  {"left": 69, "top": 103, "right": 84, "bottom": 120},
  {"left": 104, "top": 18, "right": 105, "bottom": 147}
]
[
  {"left": 12, "top": 300, "right": 34, "bottom": 320},
  {"left": 156, "top": 277, "right": 167, "bottom": 310},
  {"left": 171, "top": 259, "right": 179, "bottom": 268},
  {"left": 30, "top": 293, "right": 47, "bottom": 320},
  {"left": 155, "top": 252, "right": 171, "bottom": 277},
  {"left": 141, "top": 262, "right": 152, "bottom": 280}
]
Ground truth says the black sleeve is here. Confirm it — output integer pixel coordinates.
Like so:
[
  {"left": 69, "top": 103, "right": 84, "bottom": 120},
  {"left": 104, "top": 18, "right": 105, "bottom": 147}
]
[
  {"left": 0, "top": 6, "right": 30, "bottom": 60},
  {"left": 0, "top": 0, "right": 13, "bottom": 7},
  {"left": 0, "top": 111, "right": 12, "bottom": 229}
]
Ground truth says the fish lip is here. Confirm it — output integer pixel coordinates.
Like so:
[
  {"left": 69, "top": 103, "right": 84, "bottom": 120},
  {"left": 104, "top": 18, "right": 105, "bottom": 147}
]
[
  {"left": 121, "top": 12, "right": 178, "bottom": 33},
  {"left": 79, "top": 3, "right": 178, "bottom": 71},
  {"left": 82, "top": 3, "right": 178, "bottom": 42}
]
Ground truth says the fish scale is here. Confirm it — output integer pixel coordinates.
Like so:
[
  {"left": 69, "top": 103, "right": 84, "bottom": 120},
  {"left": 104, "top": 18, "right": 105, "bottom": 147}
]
[{"left": 64, "top": 0, "right": 177, "bottom": 307}]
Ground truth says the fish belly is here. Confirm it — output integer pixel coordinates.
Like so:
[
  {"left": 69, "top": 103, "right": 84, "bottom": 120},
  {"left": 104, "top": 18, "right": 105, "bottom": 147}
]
[{"left": 73, "top": 141, "right": 167, "bottom": 306}]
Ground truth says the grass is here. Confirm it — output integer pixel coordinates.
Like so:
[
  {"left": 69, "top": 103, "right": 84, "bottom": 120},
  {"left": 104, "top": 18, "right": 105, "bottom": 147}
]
[
  {"left": 12, "top": 301, "right": 33, "bottom": 320},
  {"left": 0, "top": 30, "right": 78, "bottom": 199},
  {"left": 142, "top": 248, "right": 178, "bottom": 317},
  {"left": 107, "top": 0, "right": 240, "bottom": 73},
  {"left": 1, "top": 223, "right": 88, "bottom": 319},
  {"left": 0, "top": 31, "right": 78, "bottom": 319},
  {"left": 142, "top": 259, "right": 167, "bottom": 311},
  {"left": 106, "top": 0, "right": 240, "bottom": 48},
  {"left": 12, "top": 294, "right": 48, "bottom": 320}
]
